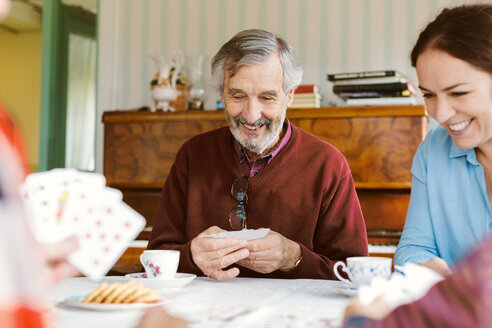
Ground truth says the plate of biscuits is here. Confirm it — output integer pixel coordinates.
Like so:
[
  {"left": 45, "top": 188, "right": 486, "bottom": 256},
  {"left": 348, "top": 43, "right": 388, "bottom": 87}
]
[{"left": 63, "top": 280, "right": 165, "bottom": 311}]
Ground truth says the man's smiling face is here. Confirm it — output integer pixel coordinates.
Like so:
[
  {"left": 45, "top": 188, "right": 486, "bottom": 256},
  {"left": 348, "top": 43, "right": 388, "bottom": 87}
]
[{"left": 221, "top": 53, "right": 294, "bottom": 159}]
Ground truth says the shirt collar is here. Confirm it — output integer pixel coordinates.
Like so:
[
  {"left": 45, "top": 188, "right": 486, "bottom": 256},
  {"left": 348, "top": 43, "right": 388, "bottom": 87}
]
[{"left": 449, "top": 141, "right": 479, "bottom": 165}]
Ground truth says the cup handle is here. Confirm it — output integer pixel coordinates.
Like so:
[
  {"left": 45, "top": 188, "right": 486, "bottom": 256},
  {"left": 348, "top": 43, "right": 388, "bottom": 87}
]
[
  {"left": 333, "top": 261, "right": 351, "bottom": 284},
  {"left": 140, "top": 253, "right": 145, "bottom": 267}
]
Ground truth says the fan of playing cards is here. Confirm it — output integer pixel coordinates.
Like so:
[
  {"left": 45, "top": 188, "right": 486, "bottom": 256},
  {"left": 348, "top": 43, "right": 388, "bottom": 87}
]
[{"left": 19, "top": 168, "right": 146, "bottom": 278}]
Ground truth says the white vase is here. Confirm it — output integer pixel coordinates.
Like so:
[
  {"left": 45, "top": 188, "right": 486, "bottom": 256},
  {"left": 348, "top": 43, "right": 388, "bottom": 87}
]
[{"left": 151, "top": 85, "right": 179, "bottom": 111}]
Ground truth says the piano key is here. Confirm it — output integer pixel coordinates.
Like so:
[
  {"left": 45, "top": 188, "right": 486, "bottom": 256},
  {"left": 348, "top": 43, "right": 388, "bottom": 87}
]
[{"left": 368, "top": 244, "right": 397, "bottom": 254}]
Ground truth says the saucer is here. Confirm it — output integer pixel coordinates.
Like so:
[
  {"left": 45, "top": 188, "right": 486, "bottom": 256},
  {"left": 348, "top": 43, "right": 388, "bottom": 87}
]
[
  {"left": 335, "top": 283, "right": 358, "bottom": 297},
  {"left": 124, "top": 272, "right": 196, "bottom": 290}
]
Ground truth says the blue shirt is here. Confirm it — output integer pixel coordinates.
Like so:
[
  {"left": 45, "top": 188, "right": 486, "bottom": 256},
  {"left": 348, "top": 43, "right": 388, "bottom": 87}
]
[{"left": 394, "top": 125, "right": 492, "bottom": 268}]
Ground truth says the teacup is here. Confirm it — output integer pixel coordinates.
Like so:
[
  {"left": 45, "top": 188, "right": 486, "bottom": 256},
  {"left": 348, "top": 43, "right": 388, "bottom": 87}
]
[
  {"left": 140, "top": 250, "right": 180, "bottom": 280},
  {"left": 333, "top": 256, "right": 392, "bottom": 286}
]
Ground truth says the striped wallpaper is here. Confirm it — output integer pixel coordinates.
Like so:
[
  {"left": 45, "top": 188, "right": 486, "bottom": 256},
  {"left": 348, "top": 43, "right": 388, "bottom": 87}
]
[{"left": 95, "top": 0, "right": 481, "bottom": 170}]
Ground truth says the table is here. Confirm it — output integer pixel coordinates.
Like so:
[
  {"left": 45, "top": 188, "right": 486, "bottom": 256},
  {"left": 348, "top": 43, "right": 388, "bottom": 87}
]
[{"left": 49, "top": 276, "right": 354, "bottom": 328}]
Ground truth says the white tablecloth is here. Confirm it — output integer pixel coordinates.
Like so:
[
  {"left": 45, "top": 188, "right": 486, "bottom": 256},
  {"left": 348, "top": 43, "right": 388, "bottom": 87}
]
[{"left": 48, "top": 276, "right": 354, "bottom": 328}]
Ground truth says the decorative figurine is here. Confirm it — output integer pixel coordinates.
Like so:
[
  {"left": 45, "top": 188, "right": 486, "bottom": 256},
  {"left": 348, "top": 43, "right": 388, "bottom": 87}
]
[{"left": 150, "top": 51, "right": 185, "bottom": 111}]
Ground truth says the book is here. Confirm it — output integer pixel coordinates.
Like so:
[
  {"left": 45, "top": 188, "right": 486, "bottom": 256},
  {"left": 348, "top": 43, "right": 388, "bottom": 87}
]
[
  {"left": 330, "top": 75, "right": 408, "bottom": 85},
  {"left": 327, "top": 70, "right": 405, "bottom": 82},
  {"left": 289, "top": 102, "right": 321, "bottom": 108},
  {"left": 295, "top": 84, "right": 319, "bottom": 94},
  {"left": 344, "top": 96, "right": 416, "bottom": 106},
  {"left": 337, "top": 90, "right": 412, "bottom": 99},
  {"left": 333, "top": 82, "right": 414, "bottom": 94},
  {"left": 290, "top": 98, "right": 321, "bottom": 108},
  {"left": 293, "top": 93, "right": 322, "bottom": 100}
]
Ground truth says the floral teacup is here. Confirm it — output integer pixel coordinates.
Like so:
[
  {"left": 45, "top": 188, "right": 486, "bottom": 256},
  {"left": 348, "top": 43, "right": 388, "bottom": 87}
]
[
  {"left": 140, "top": 250, "right": 180, "bottom": 280},
  {"left": 333, "top": 256, "right": 392, "bottom": 286}
]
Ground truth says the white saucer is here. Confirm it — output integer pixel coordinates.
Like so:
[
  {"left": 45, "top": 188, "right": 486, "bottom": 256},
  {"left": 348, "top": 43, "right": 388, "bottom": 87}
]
[
  {"left": 124, "top": 272, "right": 196, "bottom": 290},
  {"left": 335, "top": 283, "right": 358, "bottom": 297}
]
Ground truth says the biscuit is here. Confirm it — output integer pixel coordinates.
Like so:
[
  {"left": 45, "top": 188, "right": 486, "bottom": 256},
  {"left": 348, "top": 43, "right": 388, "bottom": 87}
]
[
  {"left": 83, "top": 281, "right": 161, "bottom": 304},
  {"left": 113, "top": 281, "right": 141, "bottom": 303},
  {"left": 132, "top": 291, "right": 161, "bottom": 303},
  {"left": 101, "top": 282, "right": 125, "bottom": 303},
  {"left": 94, "top": 282, "right": 121, "bottom": 303},
  {"left": 123, "top": 287, "right": 160, "bottom": 303},
  {"left": 121, "top": 285, "right": 152, "bottom": 303},
  {"left": 83, "top": 283, "right": 109, "bottom": 303}
]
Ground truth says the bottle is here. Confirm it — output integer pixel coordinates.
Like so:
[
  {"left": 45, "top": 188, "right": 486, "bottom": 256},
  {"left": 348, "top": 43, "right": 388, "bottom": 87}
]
[{"left": 189, "top": 55, "right": 205, "bottom": 110}]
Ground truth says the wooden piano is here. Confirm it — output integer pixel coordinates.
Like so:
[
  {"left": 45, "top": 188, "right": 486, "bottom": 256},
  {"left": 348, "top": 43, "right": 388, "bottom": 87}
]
[{"left": 103, "top": 106, "right": 427, "bottom": 272}]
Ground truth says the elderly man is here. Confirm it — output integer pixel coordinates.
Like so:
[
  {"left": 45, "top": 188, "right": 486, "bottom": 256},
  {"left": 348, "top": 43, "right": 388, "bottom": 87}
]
[{"left": 148, "top": 29, "right": 368, "bottom": 281}]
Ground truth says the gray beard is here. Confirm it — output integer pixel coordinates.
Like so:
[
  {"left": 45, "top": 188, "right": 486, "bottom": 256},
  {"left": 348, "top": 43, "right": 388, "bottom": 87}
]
[{"left": 226, "top": 108, "right": 286, "bottom": 156}]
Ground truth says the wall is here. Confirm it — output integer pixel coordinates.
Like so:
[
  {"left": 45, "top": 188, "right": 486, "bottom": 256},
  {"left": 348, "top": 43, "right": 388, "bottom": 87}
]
[
  {"left": 0, "top": 29, "right": 42, "bottom": 171},
  {"left": 96, "top": 0, "right": 479, "bottom": 172}
]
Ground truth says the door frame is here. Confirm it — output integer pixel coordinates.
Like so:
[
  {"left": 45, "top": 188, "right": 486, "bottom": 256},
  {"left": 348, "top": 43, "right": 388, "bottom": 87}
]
[{"left": 39, "top": 1, "right": 96, "bottom": 171}]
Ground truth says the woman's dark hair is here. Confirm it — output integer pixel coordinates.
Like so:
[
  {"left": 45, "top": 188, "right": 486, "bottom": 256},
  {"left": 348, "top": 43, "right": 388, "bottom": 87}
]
[{"left": 411, "top": 4, "right": 492, "bottom": 74}]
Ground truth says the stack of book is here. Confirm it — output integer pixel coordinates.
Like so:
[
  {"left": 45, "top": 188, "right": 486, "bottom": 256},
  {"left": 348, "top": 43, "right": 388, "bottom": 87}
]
[
  {"left": 290, "top": 84, "right": 321, "bottom": 108},
  {"left": 327, "top": 70, "right": 417, "bottom": 106}
]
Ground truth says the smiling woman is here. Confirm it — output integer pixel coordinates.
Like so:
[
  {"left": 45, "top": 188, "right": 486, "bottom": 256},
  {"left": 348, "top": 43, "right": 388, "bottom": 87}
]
[
  {"left": 415, "top": 49, "right": 492, "bottom": 150},
  {"left": 394, "top": 3, "right": 492, "bottom": 277}
]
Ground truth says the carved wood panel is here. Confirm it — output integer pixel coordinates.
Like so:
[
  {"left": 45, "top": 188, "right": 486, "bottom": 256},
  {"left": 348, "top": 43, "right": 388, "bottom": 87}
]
[
  {"left": 289, "top": 116, "right": 423, "bottom": 184},
  {"left": 104, "top": 120, "right": 226, "bottom": 186}
]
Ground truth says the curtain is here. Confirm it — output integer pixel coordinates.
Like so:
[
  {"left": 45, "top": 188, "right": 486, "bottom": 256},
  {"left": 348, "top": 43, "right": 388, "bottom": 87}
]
[{"left": 65, "top": 33, "right": 96, "bottom": 171}]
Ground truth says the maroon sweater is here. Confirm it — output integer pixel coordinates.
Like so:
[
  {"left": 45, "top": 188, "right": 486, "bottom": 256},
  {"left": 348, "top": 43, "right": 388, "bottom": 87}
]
[{"left": 148, "top": 125, "right": 368, "bottom": 279}]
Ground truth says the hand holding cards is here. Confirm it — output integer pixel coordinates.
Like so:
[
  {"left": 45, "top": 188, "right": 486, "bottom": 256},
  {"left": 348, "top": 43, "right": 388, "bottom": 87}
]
[
  {"left": 202, "top": 228, "right": 270, "bottom": 241},
  {"left": 20, "top": 169, "right": 146, "bottom": 278}
]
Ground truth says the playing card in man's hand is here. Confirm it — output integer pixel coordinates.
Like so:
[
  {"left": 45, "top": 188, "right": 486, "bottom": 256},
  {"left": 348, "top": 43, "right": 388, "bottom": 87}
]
[{"left": 20, "top": 169, "right": 145, "bottom": 278}]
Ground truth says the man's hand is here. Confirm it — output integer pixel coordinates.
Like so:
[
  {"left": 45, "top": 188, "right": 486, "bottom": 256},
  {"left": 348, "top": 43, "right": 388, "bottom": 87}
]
[
  {"left": 343, "top": 295, "right": 392, "bottom": 323},
  {"left": 190, "top": 226, "right": 249, "bottom": 281},
  {"left": 42, "top": 235, "right": 80, "bottom": 285},
  {"left": 419, "top": 257, "right": 452, "bottom": 277},
  {"left": 237, "top": 230, "right": 301, "bottom": 274}
]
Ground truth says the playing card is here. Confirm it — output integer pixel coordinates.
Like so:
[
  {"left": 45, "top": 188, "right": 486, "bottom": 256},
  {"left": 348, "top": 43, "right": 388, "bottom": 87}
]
[
  {"left": 59, "top": 185, "right": 122, "bottom": 234},
  {"left": 20, "top": 169, "right": 145, "bottom": 278},
  {"left": 202, "top": 228, "right": 270, "bottom": 240},
  {"left": 22, "top": 169, "right": 74, "bottom": 243},
  {"left": 66, "top": 192, "right": 145, "bottom": 278},
  {"left": 70, "top": 169, "right": 106, "bottom": 188}
]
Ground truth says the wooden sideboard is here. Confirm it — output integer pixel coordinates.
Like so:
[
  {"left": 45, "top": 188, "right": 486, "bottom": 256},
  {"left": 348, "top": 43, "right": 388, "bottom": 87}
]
[{"left": 103, "top": 106, "right": 427, "bottom": 269}]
